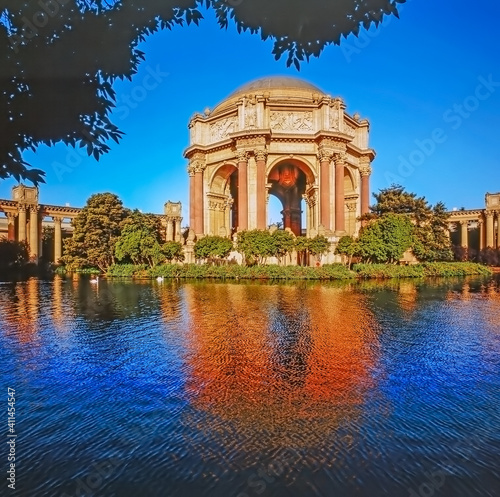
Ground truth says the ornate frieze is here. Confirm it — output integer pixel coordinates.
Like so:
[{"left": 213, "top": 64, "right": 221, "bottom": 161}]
[
  {"left": 343, "top": 122, "right": 356, "bottom": 137},
  {"left": 210, "top": 116, "right": 238, "bottom": 142},
  {"left": 270, "top": 111, "right": 313, "bottom": 133}
]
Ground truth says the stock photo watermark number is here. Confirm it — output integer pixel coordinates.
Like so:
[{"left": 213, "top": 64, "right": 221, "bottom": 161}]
[{"left": 7, "top": 388, "right": 16, "bottom": 491}]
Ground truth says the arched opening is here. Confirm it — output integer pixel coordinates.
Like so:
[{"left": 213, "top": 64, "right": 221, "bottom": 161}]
[
  {"left": 209, "top": 163, "right": 238, "bottom": 237},
  {"left": 267, "top": 162, "right": 307, "bottom": 236}
]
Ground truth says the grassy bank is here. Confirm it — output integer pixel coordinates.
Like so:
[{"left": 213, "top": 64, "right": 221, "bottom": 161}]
[{"left": 103, "top": 262, "right": 492, "bottom": 281}]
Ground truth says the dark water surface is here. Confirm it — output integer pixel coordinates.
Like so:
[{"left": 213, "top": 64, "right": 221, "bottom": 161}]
[{"left": 1, "top": 276, "right": 499, "bottom": 497}]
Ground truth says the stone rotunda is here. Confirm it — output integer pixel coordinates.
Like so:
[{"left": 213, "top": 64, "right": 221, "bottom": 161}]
[{"left": 184, "top": 76, "right": 376, "bottom": 253}]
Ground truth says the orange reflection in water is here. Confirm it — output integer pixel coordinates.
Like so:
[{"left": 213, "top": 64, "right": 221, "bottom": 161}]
[
  {"left": 182, "top": 282, "right": 380, "bottom": 439},
  {"left": 1, "top": 278, "right": 40, "bottom": 343}
]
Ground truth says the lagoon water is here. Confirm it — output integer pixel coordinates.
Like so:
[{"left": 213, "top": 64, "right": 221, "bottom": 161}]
[{"left": 1, "top": 276, "right": 499, "bottom": 497}]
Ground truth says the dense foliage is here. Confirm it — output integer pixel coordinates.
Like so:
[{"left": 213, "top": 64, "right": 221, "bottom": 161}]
[
  {"left": 62, "top": 192, "right": 127, "bottom": 271},
  {"left": 105, "top": 261, "right": 492, "bottom": 280},
  {"left": 365, "top": 185, "right": 453, "bottom": 262},
  {"left": 1, "top": 0, "right": 404, "bottom": 183},
  {"left": 0, "top": 239, "right": 29, "bottom": 274},
  {"left": 194, "top": 235, "right": 233, "bottom": 262}
]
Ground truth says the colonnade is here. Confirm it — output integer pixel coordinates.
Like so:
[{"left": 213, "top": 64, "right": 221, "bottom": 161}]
[{"left": 454, "top": 211, "right": 500, "bottom": 250}]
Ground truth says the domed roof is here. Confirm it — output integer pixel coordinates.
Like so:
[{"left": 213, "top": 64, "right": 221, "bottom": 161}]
[
  {"left": 210, "top": 76, "right": 326, "bottom": 117},
  {"left": 230, "top": 76, "right": 324, "bottom": 96}
]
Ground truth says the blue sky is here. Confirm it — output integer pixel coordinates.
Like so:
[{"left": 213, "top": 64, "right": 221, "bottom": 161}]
[{"left": 1, "top": 0, "right": 499, "bottom": 219}]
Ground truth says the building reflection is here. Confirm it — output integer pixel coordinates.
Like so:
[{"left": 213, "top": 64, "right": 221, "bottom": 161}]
[
  {"left": 0, "top": 278, "right": 40, "bottom": 343},
  {"left": 182, "top": 282, "right": 380, "bottom": 445}
]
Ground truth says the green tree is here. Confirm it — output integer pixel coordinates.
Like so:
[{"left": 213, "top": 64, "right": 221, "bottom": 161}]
[
  {"left": 114, "top": 209, "right": 166, "bottom": 267},
  {"left": 194, "top": 235, "right": 233, "bottom": 263},
  {"left": 270, "top": 229, "right": 295, "bottom": 265},
  {"left": 307, "top": 235, "right": 330, "bottom": 264},
  {"left": 62, "top": 192, "right": 127, "bottom": 271},
  {"left": 335, "top": 235, "right": 358, "bottom": 268},
  {"left": 294, "top": 236, "right": 309, "bottom": 266},
  {"left": 237, "top": 229, "right": 274, "bottom": 265},
  {"left": 367, "top": 185, "right": 452, "bottom": 262},
  {"left": 162, "top": 241, "right": 184, "bottom": 263},
  {"left": 0, "top": 239, "right": 29, "bottom": 274},
  {"left": 1, "top": 0, "right": 403, "bottom": 183},
  {"left": 357, "top": 213, "right": 413, "bottom": 263}
]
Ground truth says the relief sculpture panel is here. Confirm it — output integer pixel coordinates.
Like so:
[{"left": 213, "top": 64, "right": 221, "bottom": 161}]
[{"left": 270, "top": 111, "right": 314, "bottom": 133}]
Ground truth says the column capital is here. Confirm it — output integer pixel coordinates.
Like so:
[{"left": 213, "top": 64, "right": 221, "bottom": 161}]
[
  {"left": 52, "top": 215, "right": 63, "bottom": 223},
  {"left": 18, "top": 204, "right": 27, "bottom": 213},
  {"left": 6, "top": 212, "right": 17, "bottom": 221},
  {"left": 486, "top": 210, "right": 494, "bottom": 218},
  {"left": 187, "top": 165, "right": 196, "bottom": 177},
  {"left": 459, "top": 220, "right": 469, "bottom": 226},
  {"left": 189, "top": 152, "right": 206, "bottom": 173},
  {"left": 359, "top": 160, "right": 372, "bottom": 176},
  {"left": 334, "top": 152, "right": 347, "bottom": 166},
  {"left": 254, "top": 148, "right": 268, "bottom": 162},
  {"left": 236, "top": 150, "right": 250, "bottom": 163},
  {"left": 317, "top": 148, "right": 333, "bottom": 162},
  {"left": 29, "top": 204, "right": 39, "bottom": 214}
]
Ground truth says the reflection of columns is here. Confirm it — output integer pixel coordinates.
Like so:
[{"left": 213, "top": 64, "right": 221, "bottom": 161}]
[
  {"left": 18, "top": 205, "right": 27, "bottom": 242},
  {"left": 460, "top": 220, "right": 468, "bottom": 249},
  {"left": 237, "top": 151, "right": 249, "bottom": 231},
  {"left": 166, "top": 218, "right": 174, "bottom": 241},
  {"left": 255, "top": 149, "right": 267, "bottom": 230},
  {"left": 53, "top": 216, "right": 62, "bottom": 264},
  {"left": 486, "top": 211, "right": 494, "bottom": 248},
  {"left": 188, "top": 166, "right": 195, "bottom": 229},
  {"left": 29, "top": 205, "right": 39, "bottom": 261},
  {"left": 7, "top": 213, "right": 16, "bottom": 241},
  {"left": 334, "top": 153, "right": 346, "bottom": 233},
  {"left": 359, "top": 157, "right": 372, "bottom": 216},
  {"left": 318, "top": 148, "right": 332, "bottom": 231}
]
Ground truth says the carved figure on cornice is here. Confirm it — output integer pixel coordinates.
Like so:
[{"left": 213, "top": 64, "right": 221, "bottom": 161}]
[
  {"left": 210, "top": 116, "right": 237, "bottom": 141},
  {"left": 245, "top": 95, "right": 257, "bottom": 129}
]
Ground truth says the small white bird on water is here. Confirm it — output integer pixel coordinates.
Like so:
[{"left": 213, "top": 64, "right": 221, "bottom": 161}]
[
  {"left": 156, "top": 276, "right": 164, "bottom": 283},
  {"left": 90, "top": 275, "right": 99, "bottom": 284}
]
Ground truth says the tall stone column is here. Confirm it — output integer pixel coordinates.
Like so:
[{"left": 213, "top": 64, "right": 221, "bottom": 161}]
[
  {"left": 166, "top": 219, "right": 174, "bottom": 241},
  {"left": 497, "top": 212, "right": 500, "bottom": 249},
  {"left": 53, "top": 216, "right": 62, "bottom": 264},
  {"left": 237, "top": 150, "right": 249, "bottom": 231},
  {"left": 460, "top": 220, "right": 468, "bottom": 249},
  {"left": 318, "top": 148, "right": 332, "bottom": 231},
  {"left": 29, "top": 205, "right": 39, "bottom": 261},
  {"left": 188, "top": 166, "right": 195, "bottom": 230},
  {"left": 359, "top": 157, "right": 372, "bottom": 216},
  {"left": 254, "top": 149, "right": 268, "bottom": 230},
  {"left": 486, "top": 211, "right": 494, "bottom": 248},
  {"left": 18, "top": 205, "right": 27, "bottom": 242},
  {"left": 7, "top": 213, "right": 16, "bottom": 241},
  {"left": 194, "top": 167, "right": 204, "bottom": 235},
  {"left": 478, "top": 219, "right": 484, "bottom": 251},
  {"left": 334, "top": 152, "right": 346, "bottom": 233}
]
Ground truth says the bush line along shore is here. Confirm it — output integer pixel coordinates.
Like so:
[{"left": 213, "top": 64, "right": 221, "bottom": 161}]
[{"left": 57, "top": 262, "right": 492, "bottom": 281}]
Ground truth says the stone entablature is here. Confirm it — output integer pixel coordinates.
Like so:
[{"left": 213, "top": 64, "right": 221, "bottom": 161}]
[
  {"left": 185, "top": 77, "right": 376, "bottom": 261},
  {"left": 447, "top": 193, "right": 500, "bottom": 250}
]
